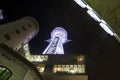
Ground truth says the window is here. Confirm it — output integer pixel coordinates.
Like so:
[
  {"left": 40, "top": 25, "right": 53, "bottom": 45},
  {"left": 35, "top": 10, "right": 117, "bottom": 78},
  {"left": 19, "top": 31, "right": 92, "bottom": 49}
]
[
  {"left": 53, "top": 64, "right": 85, "bottom": 74},
  {"left": 22, "top": 26, "right": 26, "bottom": 31},
  {"left": 4, "top": 34, "right": 10, "bottom": 40},
  {"left": 28, "top": 24, "right": 31, "bottom": 28},
  {"left": 77, "top": 55, "right": 84, "bottom": 61},
  {"left": 37, "top": 64, "right": 45, "bottom": 73},
  {"left": 0, "top": 66, "right": 12, "bottom": 80},
  {"left": 29, "top": 55, "right": 48, "bottom": 62},
  {"left": 15, "top": 29, "right": 20, "bottom": 34}
]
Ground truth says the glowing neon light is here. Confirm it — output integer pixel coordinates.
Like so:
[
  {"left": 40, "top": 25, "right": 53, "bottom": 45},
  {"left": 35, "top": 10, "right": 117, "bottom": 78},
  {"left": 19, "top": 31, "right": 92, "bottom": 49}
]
[
  {"left": 74, "top": 0, "right": 87, "bottom": 8},
  {"left": 42, "top": 27, "right": 69, "bottom": 54}
]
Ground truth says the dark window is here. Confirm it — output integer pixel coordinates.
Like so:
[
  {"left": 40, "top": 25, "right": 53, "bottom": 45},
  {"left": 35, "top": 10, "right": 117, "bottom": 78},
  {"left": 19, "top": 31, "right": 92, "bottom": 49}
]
[
  {"left": 22, "top": 26, "right": 26, "bottom": 31},
  {"left": 27, "top": 18, "right": 38, "bottom": 29},
  {"left": 0, "top": 65, "right": 12, "bottom": 80},
  {"left": 15, "top": 29, "right": 20, "bottom": 34},
  {"left": 4, "top": 34, "right": 10, "bottom": 40},
  {"left": 21, "top": 42, "right": 24, "bottom": 46},
  {"left": 28, "top": 24, "right": 31, "bottom": 28}
]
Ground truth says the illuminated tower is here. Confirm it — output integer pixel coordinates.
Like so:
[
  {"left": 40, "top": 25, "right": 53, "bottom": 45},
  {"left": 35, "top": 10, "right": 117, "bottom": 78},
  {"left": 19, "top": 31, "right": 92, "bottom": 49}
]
[
  {"left": 23, "top": 27, "right": 87, "bottom": 80},
  {"left": 42, "top": 27, "right": 69, "bottom": 54}
]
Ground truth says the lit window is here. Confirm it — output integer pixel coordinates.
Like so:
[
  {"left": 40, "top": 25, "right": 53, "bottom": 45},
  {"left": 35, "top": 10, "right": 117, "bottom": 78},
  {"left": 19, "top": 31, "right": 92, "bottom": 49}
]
[
  {"left": 29, "top": 55, "right": 48, "bottom": 62},
  {"left": 53, "top": 65, "right": 57, "bottom": 73},
  {"left": 77, "top": 55, "right": 84, "bottom": 61},
  {"left": 53, "top": 64, "right": 85, "bottom": 74},
  {"left": 81, "top": 64, "right": 85, "bottom": 73},
  {"left": 37, "top": 64, "right": 45, "bottom": 73},
  {"left": 0, "top": 66, "right": 12, "bottom": 80}
]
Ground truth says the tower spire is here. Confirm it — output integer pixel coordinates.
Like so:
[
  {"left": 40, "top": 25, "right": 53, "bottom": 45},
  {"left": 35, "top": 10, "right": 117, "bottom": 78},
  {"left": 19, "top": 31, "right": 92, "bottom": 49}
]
[{"left": 42, "top": 27, "right": 68, "bottom": 54}]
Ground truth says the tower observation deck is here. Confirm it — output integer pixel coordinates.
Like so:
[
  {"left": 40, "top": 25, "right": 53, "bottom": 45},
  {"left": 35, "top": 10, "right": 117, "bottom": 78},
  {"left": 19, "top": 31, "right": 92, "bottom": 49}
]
[{"left": 42, "top": 27, "right": 69, "bottom": 54}]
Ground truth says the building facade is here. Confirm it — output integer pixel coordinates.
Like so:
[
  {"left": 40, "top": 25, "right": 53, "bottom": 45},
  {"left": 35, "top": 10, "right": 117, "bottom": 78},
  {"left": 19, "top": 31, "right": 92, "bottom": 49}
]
[
  {"left": 0, "top": 16, "right": 39, "bottom": 51},
  {"left": 0, "top": 17, "right": 43, "bottom": 80},
  {"left": 24, "top": 27, "right": 88, "bottom": 80}
]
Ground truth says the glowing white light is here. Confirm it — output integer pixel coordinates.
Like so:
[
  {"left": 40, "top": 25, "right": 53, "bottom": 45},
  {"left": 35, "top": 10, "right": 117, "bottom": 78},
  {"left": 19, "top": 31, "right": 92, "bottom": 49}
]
[
  {"left": 74, "top": 0, "right": 87, "bottom": 8},
  {"left": 29, "top": 55, "right": 48, "bottom": 62},
  {"left": 53, "top": 64, "right": 85, "bottom": 74},
  {"left": 99, "top": 22, "right": 114, "bottom": 36},
  {"left": 86, "top": 5, "right": 93, "bottom": 10},
  {"left": 23, "top": 44, "right": 31, "bottom": 60},
  {"left": 87, "top": 9, "right": 101, "bottom": 22},
  {"left": 42, "top": 27, "right": 69, "bottom": 54},
  {"left": 114, "top": 34, "right": 120, "bottom": 42},
  {"left": 100, "top": 19, "right": 106, "bottom": 24},
  {"left": 51, "top": 27, "right": 68, "bottom": 44}
]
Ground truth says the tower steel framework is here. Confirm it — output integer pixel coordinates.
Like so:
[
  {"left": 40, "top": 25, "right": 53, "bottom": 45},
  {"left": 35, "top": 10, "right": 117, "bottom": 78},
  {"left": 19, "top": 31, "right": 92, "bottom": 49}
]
[{"left": 42, "top": 27, "right": 69, "bottom": 54}]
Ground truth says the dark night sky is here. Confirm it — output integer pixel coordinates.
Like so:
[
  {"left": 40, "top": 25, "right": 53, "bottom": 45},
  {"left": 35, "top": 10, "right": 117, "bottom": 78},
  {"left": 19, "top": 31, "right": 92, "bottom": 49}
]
[
  {"left": 0, "top": 0, "right": 120, "bottom": 80},
  {"left": 0, "top": 0, "right": 104, "bottom": 54}
]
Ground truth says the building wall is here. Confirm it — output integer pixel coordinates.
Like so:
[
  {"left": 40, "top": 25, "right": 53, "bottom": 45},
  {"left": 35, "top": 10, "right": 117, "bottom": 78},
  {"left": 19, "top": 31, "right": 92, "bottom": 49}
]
[
  {"left": 43, "top": 74, "right": 88, "bottom": 80},
  {"left": 23, "top": 70, "right": 40, "bottom": 80},
  {"left": 0, "top": 16, "right": 39, "bottom": 51},
  {"left": 0, "top": 47, "right": 28, "bottom": 80},
  {"left": 0, "top": 44, "right": 43, "bottom": 80}
]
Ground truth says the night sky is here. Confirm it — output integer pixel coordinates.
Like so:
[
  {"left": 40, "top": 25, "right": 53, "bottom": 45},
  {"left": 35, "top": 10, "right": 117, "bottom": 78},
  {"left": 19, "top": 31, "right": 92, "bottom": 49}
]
[
  {"left": 0, "top": 0, "right": 120, "bottom": 80},
  {"left": 0, "top": 0, "right": 105, "bottom": 54}
]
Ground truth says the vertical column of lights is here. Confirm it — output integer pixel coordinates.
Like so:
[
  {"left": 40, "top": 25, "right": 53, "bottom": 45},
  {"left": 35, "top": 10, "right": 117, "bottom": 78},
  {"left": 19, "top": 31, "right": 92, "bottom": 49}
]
[
  {"left": 74, "top": 0, "right": 120, "bottom": 42},
  {"left": 42, "top": 27, "right": 69, "bottom": 54},
  {"left": 23, "top": 44, "right": 31, "bottom": 60}
]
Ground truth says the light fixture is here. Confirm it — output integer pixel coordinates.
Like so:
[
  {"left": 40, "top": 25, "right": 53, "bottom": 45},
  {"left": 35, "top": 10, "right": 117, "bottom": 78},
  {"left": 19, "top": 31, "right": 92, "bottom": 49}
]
[
  {"left": 74, "top": 0, "right": 87, "bottom": 8},
  {"left": 99, "top": 22, "right": 114, "bottom": 36},
  {"left": 87, "top": 9, "right": 101, "bottom": 22},
  {"left": 86, "top": 5, "right": 92, "bottom": 10}
]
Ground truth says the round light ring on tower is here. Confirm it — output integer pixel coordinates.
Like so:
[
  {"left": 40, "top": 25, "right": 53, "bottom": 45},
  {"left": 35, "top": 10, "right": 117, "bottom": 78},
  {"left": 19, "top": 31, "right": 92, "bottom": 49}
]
[{"left": 51, "top": 27, "right": 68, "bottom": 44}]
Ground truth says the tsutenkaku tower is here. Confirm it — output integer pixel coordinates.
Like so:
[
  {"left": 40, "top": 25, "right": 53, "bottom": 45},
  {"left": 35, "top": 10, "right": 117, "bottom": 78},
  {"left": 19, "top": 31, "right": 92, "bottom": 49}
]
[{"left": 42, "top": 27, "right": 69, "bottom": 54}]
